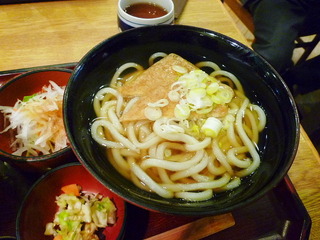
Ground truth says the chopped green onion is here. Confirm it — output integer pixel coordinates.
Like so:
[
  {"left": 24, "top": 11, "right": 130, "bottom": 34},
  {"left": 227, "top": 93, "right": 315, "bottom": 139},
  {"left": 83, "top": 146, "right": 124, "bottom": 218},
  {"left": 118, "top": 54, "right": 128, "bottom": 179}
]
[
  {"left": 144, "top": 106, "right": 162, "bottom": 120},
  {"left": 172, "top": 65, "right": 188, "bottom": 74},
  {"left": 206, "top": 82, "right": 219, "bottom": 95},
  {"left": 201, "top": 117, "right": 223, "bottom": 137},
  {"left": 174, "top": 103, "right": 191, "bottom": 120},
  {"left": 211, "top": 85, "right": 234, "bottom": 104},
  {"left": 168, "top": 90, "right": 180, "bottom": 102}
]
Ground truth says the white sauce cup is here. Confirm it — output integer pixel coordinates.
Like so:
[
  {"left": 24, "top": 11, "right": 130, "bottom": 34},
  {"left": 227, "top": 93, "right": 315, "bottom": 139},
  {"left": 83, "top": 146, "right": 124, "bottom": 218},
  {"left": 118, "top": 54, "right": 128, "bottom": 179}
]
[{"left": 117, "top": 0, "right": 175, "bottom": 31}]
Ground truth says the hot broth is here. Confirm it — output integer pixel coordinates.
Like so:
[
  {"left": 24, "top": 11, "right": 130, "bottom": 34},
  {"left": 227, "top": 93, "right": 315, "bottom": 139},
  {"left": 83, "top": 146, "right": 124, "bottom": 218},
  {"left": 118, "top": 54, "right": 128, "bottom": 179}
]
[{"left": 125, "top": 3, "right": 168, "bottom": 18}]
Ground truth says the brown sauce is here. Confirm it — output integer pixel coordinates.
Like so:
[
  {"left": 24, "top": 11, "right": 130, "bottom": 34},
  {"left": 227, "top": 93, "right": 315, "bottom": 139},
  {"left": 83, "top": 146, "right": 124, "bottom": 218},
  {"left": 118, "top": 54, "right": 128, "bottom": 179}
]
[{"left": 125, "top": 3, "right": 168, "bottom": 19}]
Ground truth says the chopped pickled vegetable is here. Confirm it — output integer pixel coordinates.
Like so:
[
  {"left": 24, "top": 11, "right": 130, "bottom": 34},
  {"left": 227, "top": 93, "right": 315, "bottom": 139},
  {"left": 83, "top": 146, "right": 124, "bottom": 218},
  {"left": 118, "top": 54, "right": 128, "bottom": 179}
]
[
  {"left": 45, "top": 184, "right": 117, "bottom": 240},
  {"left": 61, "top": 184, "right": 81, "bottom": 196}
]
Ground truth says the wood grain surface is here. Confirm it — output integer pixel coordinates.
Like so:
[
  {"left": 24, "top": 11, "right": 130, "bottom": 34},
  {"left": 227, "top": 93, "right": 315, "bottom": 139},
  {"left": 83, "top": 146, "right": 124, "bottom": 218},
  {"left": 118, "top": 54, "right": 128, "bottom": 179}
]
[
  {"left": 0, "top": 0, "right": 245, "bottom": 72},
  {"left": 144, "top": 213, "right": 235, "bottom": 240},
  {"left": 289, "top": 128, "right": 320, "bottom": 240}
]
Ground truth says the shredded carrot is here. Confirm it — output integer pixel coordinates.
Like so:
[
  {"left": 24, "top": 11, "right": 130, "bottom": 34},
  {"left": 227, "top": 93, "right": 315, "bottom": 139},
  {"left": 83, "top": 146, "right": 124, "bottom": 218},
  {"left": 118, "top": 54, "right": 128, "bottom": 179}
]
[{"left": 61, "top": 184, "right": 81, "bottom": 196}]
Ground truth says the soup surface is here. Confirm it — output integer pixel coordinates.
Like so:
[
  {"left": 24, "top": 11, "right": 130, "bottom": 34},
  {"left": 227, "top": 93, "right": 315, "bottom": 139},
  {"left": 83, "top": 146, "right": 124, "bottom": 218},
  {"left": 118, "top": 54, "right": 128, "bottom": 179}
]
[{"left": 125, "top": 3, "right": 168, "bottom": 18}]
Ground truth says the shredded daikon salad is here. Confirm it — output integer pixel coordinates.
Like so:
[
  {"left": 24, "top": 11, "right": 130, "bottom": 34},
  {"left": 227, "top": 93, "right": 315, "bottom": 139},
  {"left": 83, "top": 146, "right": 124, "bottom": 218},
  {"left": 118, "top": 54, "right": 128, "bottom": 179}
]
[
  {"left": 0, "top": 81, "right": 68, "bottom": 156},
  {"left": 44, "top": 184, "right": 117, "bottom": 240}
]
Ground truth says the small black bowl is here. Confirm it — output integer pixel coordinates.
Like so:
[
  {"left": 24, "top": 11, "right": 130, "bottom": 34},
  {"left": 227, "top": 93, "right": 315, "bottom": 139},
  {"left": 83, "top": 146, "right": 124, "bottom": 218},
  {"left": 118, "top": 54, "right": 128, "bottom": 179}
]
[{"left": 63, "top": 25, "right": 299, "bottom": 216}]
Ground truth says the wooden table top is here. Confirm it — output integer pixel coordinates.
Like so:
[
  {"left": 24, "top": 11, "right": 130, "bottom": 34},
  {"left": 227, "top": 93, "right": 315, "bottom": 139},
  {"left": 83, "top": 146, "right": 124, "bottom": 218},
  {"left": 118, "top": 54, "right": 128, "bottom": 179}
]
[{"left": 0, "top": 0, "right": 319, "bottom": 239}]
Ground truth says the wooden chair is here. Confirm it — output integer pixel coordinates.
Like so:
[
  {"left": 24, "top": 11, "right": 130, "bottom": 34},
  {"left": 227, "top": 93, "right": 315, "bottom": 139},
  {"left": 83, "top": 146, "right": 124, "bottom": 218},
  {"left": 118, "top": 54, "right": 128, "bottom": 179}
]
[{"left": 221, "top": 0, "right": 320, "bottom": 65}]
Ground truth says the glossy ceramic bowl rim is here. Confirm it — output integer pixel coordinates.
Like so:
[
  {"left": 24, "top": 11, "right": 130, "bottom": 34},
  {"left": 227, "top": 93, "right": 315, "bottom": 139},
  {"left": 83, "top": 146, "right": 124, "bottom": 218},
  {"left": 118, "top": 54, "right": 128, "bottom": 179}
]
[
  {"left": 64, "top": 25, "right": 300, "bottom": 215},
  {"left": 0, "top": 68, "right": 73, "bottom": 163}
]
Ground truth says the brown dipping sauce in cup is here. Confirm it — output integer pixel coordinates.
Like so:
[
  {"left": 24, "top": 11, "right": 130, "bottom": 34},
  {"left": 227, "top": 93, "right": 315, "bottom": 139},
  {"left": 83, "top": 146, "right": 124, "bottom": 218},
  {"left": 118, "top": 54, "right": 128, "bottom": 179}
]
[{"left": 125, "top": 3, "right": 168, "bottom": 18}]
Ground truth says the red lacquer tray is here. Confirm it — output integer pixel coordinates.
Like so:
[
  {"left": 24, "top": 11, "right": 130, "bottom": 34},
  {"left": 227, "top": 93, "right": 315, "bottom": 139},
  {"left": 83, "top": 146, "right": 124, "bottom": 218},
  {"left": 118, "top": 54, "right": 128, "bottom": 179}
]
[{"left": 0, "top": 64, "right": 311, "bottom": 240}]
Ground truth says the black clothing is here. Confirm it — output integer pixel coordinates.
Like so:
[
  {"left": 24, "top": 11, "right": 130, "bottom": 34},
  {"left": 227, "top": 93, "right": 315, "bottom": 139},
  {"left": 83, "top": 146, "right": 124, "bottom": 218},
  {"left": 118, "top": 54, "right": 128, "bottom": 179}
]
[{"left": 240, "top": 0, "right": 320, "bottom": 73}]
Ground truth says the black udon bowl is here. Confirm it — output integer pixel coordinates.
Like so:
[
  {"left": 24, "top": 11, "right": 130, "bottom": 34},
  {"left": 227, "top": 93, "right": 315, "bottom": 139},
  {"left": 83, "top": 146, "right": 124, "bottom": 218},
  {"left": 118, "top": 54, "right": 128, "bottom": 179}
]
[{"left": 63, "top": 25, "right": 299, "bottom": 216}]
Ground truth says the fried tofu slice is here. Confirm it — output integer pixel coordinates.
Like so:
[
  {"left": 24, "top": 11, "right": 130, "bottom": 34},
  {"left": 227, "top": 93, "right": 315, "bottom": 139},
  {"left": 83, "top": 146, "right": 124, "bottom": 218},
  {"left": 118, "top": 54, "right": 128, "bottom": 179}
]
[{"left": 118, "top": 53, "right": 197, "bottom": 122}]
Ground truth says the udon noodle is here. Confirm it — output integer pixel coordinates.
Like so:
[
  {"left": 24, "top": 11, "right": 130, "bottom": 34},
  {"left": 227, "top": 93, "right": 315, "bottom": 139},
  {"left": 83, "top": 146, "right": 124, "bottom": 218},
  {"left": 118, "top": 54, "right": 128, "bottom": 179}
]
[{"left": 91, "top": 53, "right": 266, "bottom": 201}]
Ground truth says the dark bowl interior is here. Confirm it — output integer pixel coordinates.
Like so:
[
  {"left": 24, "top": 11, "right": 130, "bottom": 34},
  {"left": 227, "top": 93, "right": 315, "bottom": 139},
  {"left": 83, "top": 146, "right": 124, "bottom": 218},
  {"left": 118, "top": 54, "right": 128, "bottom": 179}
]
[
  {"left": 64, "top": 25, "right": 300, "bottom": 215},
  {"left": 16, "top": 162, "right": 126, "bottom": 240},
  {"left": 0, "top": 69, "right": 74, "bottom": 172}
]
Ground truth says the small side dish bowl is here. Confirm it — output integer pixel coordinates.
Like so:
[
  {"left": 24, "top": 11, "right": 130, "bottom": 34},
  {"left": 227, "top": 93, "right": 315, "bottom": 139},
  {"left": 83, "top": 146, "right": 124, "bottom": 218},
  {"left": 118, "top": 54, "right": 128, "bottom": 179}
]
[
  {"left": 63, "top": 25, "right": 300, "bottom": 216},
  {"left": 0, "top": 68, "right": 74, "bottom": 173},
  {"left": 16, "top": 162, "right": 126, "bottom": 240}
]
